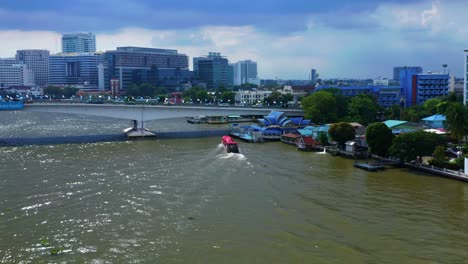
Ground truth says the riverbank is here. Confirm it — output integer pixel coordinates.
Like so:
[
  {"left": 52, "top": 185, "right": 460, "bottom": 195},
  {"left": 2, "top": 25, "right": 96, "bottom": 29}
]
[{"left": 371, "top": 155, "right": 468, "bottom": 183}]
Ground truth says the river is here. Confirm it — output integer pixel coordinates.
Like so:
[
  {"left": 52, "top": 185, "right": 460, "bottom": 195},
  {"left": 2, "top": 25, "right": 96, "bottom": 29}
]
[{"left": 0, "top": 112, "right": 467, "bottom": 263}]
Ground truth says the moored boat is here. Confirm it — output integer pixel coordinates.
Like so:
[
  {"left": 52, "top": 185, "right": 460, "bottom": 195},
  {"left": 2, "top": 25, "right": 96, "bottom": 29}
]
[{"left": 222, "top": 135, "right": 239, "bottom": 153}]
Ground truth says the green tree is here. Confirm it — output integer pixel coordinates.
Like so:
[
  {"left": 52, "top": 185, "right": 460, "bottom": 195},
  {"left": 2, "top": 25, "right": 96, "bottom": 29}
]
[
  {"left": 302, "top": 91, "right": 338, "bottom": 124},
  {"left": 348, "top": 93, "right": 379, "bottom": 125},
  {"left": 432, "top": 145, "right": 447, "bottom": 162},
  {"left": 384, "top": 104, "right": 401, "bottom": 120},
  {"left": 318, "top": 133, "right": 329, "bottom": 146},
  {"left": 220, "top": 91, "right": 235, "bottom": 104},
  {"left": 126, "top": 84, "right": 141, "bottom": 97},
  {"left": 444, "top": 102, "right": 468, "bottom": 142},
  {"left": 389, "top": 131, "right": 446, "bottom": 163},
  {"left": 423, "top": 98, "right": 443, "bottom": 115},
  {"left": 139, "top": 83, "right": 156, "bottom": 97},
  {"left": 365, "top": 122, "right": 393, "bottom": 156},
  {"left": 43, "top": 86, "right": 64, "bottom": 98},
  {"left": 329, "top": 122, "right": 356, "bottom": 149},
  {"left": 62, "top": 86, "right": 79, "bottom": 98},
  {"left": 321, "top": 88, "right": 349, "bottom": 119}
]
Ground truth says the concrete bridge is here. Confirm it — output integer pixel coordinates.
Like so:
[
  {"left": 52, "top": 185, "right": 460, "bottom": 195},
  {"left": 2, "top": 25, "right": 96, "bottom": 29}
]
[{"left": 23, "top": 103, "right": 304, "bottom": 136}]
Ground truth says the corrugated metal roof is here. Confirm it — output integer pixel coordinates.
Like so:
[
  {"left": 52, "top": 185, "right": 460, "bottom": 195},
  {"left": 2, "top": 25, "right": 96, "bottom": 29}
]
[
  {"left": 422, "top": 114, "right": 446, "bottom": 121},
  {"left": 383, "top": 120, "right": 407, "bottom": 128}
]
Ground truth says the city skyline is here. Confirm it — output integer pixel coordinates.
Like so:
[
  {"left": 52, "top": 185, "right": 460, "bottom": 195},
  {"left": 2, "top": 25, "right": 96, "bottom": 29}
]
[{"left": 0, "top": 0, "right": 467, "bottom": 80}]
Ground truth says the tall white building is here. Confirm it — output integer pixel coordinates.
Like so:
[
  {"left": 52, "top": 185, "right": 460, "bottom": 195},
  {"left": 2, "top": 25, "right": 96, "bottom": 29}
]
[
  {"left": 464, "top": 50, "right": 468, "bottom": 105},
  {"left": 0, "top": 59, "right": 35, "bottom": 87},
  {"left": 232, "top": 60, "right": 259, "bottom": 86},
  {"left": 16, "top": 50, "right": 50, "bottom": 86},
  {"left": 62, "top": 33, "right": 96, "bottom": 53}
]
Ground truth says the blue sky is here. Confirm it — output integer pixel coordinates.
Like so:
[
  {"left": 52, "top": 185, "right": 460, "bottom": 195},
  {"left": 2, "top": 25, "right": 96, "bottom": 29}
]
[{"left": 0, "top": 0, "right": 466, "bottom": 79}]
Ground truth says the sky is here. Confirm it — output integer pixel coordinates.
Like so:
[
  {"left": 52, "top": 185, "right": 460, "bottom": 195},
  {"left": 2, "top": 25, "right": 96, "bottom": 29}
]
[{"left": 0, "top": 0, "right": 466, "bottom": 80}]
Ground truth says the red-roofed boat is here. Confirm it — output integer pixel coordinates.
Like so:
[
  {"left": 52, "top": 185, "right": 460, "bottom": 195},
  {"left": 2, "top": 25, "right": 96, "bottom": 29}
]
[{"left": 222, "top": 136, "right": 239, "bottom": 153}]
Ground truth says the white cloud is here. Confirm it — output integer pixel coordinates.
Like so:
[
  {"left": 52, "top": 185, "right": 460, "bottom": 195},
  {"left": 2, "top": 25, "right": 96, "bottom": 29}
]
[{"left": 0, "top": 30, "right": 60, "bottom": 58}]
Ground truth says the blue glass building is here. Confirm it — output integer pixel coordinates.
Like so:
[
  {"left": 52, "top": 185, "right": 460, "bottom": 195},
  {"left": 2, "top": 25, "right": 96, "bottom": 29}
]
[{"left": 49, "top": 52, "right": 103, "bottom": 89}]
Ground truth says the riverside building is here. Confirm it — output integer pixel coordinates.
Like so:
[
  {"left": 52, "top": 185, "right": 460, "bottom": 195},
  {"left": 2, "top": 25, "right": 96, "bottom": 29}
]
[
  {"left": 193, "top": 52, "right": 230, "bottom": 90},
  {"left": 0, "top": 58, "right": 35, "bottom": 87},
  {"left": 16, "top": 50, "right": 50, "bottom": 86},
  {"left": 103, "top": 47, "right": 190, "bottom": 92},
  {"left": 231, "top": 60, "right": 259, "bottom": 86},
  {"left": 49, "top": 52, "right": 103, "bottom": 90}
]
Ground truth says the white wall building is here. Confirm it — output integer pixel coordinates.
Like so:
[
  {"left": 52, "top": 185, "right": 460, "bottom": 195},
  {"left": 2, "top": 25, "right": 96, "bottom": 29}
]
[
  {"left": 464, "top": 50, "right": 468, "bottom": 105},
  {"left": 0, "top": 59, "right": 35, "bottom": 87},
  {"left": 235, "top": 89, "right": 272, "bottom": 105},
  {"left": 232, "top": 60, "right": 259, "bottom": 86},
  {"left": 373, "top": 77, "right": 389, "bottom": 86}
]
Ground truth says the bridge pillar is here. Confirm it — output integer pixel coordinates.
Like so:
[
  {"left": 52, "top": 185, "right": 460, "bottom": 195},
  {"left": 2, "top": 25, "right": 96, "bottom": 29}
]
[{"left": 122, "top": 119, "right": 156, "bottom": 138}]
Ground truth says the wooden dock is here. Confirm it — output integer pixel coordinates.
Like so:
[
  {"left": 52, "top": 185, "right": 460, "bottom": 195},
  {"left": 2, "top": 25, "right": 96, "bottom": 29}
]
[{"left": 353, "top": 162, "right": 385, "bottom": 172}]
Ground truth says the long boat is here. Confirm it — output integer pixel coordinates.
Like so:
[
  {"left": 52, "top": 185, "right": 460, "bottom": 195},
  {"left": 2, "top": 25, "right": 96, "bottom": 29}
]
[{"left": 222, "top": 136, "right": 239, "bottom": 153}]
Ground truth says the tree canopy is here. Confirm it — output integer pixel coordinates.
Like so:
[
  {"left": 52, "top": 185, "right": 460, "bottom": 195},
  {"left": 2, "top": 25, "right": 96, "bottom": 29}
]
[
  {"left": 302, "top": 91, "right": 338, "bottom": 124},
  {"left": 348, "top": 93, "right": 379, "bottom": 125},
  {"left": 365, "top": 122, "right": 393, "bottom": 156},
  {"left": 329, "top": 122, "right": 356, "bottom": 148},
  {"left": 388, "top": 131, "right": 446, "bottom": 163},
  {"left": 444, "top": 102, "right": 468, "bottom": 142}
]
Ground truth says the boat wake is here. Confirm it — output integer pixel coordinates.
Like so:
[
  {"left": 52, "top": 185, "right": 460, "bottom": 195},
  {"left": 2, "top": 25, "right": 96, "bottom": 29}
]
[
  {"left": 218, "top": 152, "right": 247, "bottom": 161},
  {"left": 316, "top": 148, "right": 327, "bottom": 154}
]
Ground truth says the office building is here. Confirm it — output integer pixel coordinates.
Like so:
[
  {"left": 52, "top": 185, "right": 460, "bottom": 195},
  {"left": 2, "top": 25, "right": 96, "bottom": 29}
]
[
  {"left": 0, "top": 58, "right": 35, "bottom": 87},
  {"left": 103, "top": 46, "right": 190, "bottom": 91},
  {"left": 414, "top": 73, "right": 450, "bottom": 106},
  {"left": 62, "top": 33, "right": 96, "bottom": 53},
  {"left": 398, "top": 66, "right": 423, "bottom": 107},
  {"left": 49, "top": 52, "right": 103, "bottom": 90},
  {"left": 393, "top": 66, "right": 422, "bottom": 82},
  {"left": 193, "top": 52, "right": 229, "bottom": 89},
  {"left": 232, "top": 60, "right": 259, "bottom": 86},
  {"left": 310, "top": 68, "right": 318, "bottom": 84},
  {"left": 16, "top": 50, "right": 50, "bottom": 86}
]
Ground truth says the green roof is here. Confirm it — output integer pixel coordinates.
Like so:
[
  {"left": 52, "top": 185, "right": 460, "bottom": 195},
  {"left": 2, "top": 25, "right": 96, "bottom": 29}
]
[{"left": 383, "top": 120, "right": 407, "bottom": 128}]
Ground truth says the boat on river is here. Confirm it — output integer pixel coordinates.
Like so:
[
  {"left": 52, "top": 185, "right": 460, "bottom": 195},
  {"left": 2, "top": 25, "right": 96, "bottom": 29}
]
[{"left": 222, "top": 136, "right": 239, "bottom": 153}]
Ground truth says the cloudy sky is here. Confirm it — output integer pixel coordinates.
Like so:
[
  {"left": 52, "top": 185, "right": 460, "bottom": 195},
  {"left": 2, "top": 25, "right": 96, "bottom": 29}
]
[{"left": 0, "top": 0, "right": 466, "bottom": 79}]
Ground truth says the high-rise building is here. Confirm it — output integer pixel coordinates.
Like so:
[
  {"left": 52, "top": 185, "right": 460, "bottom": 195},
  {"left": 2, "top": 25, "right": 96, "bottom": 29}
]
[
  {"left": 0, "top": 58, "right": 35, "bottom": 87},
  {"left": 62, "top": 33, "right": 96, "bottom": 53},
  {"left": 414, "top": 73, "right": 450, "bottom": 106},
  {"left": 103, "top": 46, "right": 190, "bottom": 91},
  {"left": 310, "top": 68, "right": 318, "bottom": 84},
  {"left": 16, "top": 50, "right": 50, "bottom": 86},
  {"left": 193, "top": 52, "right": 229, "bottom": 89},
  {"left": 399, "top": 66, "right": 450, "bottom": 107},
  {"left": 398, "top": 66, "right": 422, "bottom": 107},
  {"left": 464, "top": 50, "right": 468, "bottom": 105},
  {"left": 232, "top": 60, "right": 259, "bottom": 86},
  {"left": 393, "top": 66, "right": 422, "bottom": 82},
  {"left": 49, "top": 52, "right": 103, "bottom": 90}
]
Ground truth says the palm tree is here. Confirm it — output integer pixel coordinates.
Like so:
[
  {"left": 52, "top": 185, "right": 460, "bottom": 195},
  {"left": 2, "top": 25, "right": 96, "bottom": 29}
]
[{"left": 445, "top": 102, "right": 468, "bottom": 142}]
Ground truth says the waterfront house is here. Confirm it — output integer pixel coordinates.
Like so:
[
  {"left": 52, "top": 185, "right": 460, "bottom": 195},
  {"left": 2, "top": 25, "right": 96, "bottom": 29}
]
[
  {"left": 383, "top": 120, "right": 427, "bottom": 134},
  {"left": 297, "top": 136, "right": 317, "bottom": 151},
  {"left": 422, "top": 114, "right": 446, "bottom": 129},
  {"left": 297, "top": 124, "right": 330, "bottom": 142}
]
